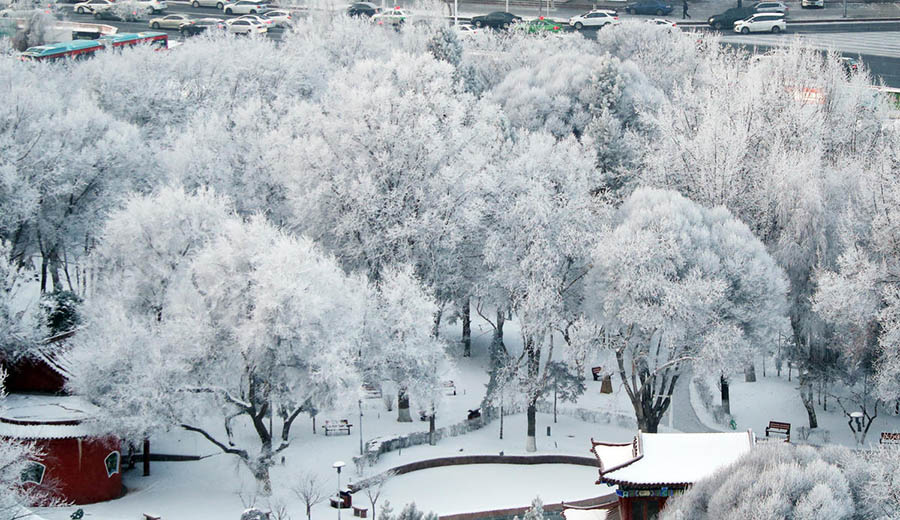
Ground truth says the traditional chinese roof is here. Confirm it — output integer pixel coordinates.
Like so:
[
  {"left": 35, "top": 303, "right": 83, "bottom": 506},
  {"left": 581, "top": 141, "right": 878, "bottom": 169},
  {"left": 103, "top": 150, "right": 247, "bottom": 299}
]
[
  {"left": 0, "top": 394, "right": 100, "bottom": 439},
  {"left": 591, "top": 431, "right": 755, "bottom": 488}
]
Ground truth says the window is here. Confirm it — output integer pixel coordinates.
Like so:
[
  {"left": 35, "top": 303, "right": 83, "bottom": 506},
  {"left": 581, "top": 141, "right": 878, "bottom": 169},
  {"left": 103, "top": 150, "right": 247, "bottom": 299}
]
[
  {"left": 21, "top": 462, "right": 46, "bottom": 485},
  {"left": 105, "top": 451, "right": 120, "bottom": 477}
]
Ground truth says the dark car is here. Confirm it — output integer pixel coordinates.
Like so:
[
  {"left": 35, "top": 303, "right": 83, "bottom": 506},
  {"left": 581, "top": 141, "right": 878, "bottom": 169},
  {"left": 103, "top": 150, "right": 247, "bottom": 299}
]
[
  {"left": 181, "top": 17, "right": 226, "bottom": 36},
  {"left": 471, "top": 11, "right": 522, "bottom": 29},
  {"left": 707, "top": 6, "right": 753, "bottom": 29},
  {"left": 347, "top": 2, "right": 379, "bottom": 17},
  {"left": 92, "top": 6, "right": 141, "bottom": 21},
  {"left": 625, "top": 0, "right": 673, "bottom": 15}
]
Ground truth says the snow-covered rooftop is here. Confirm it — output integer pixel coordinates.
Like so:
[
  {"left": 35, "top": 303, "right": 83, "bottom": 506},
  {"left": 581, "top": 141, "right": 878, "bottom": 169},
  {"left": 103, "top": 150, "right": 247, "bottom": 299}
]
[
  {"left": 0, "top": 394, "right": 100, "bottom": 439},
  {"left": 563, "top": 508, "right": 609, "bottom": 520},
  {"left": 593, "top": 431, "right": 755, "bottom": 487}
]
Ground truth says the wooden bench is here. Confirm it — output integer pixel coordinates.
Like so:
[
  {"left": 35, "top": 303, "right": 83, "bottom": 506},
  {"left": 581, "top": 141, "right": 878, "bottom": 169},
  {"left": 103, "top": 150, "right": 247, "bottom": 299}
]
[
  {"left": 765, "top": 421, "right": 791, "bottom": 442},
  {"left": 591, "top": 366, "right": 603, "bottom": 381},
  {"left": 322, "top": 420, "right": 353, "bottom": 436},
  {"left": 362, "top": 384, "right": 382, "bottom": 399},
  {"left": 352, "top": 506, "right": 369, "bottom": 518},
  {"left": 443, "top": 380, "right": 457, "bottom": 396},
  {"left": 880, "top": 432, "right": 900, "bottom": 445}
]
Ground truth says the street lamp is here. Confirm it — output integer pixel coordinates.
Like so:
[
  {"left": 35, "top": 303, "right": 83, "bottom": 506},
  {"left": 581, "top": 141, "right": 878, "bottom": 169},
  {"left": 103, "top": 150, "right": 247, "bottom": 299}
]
[{"left": 333, "top": 460, "right": 346, "bottom": 520}]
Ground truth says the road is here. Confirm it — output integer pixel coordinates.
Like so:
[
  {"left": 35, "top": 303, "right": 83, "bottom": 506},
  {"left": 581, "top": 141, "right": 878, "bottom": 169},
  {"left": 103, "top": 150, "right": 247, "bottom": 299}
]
[{"left": 49, "top": 1, "right": 900, "bottom": 87}]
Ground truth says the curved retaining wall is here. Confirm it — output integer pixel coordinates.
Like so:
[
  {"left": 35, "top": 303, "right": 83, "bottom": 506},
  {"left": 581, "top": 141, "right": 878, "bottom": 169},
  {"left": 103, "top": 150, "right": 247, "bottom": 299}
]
[{"left": 349, "top": 454, "right": 599, "bottom": 492}]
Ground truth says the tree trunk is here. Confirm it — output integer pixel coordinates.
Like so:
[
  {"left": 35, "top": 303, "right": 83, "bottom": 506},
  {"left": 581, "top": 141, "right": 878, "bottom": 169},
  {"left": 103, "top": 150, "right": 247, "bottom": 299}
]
[
  {"left": 461, "top": 297, "right": 471, "bottom": 357},
  {"left": 432, "top": 307, "right": 443, "bottom": 338},
  {"left": 429, "top": 413, "right": 436, "bottom": 445},
  {"left": 526, "top": 402, "right": 537, "bottom": 452},
  {"left": 253, "top": 463, "right": 272, "bottom": 496},
  {"left": 720, "top": 375, "right": 730, "bottom": 415},
  {"left": 40, "top": 254, "right": 48, "bottom": 293},
  {"left": 799, "top": 373, "right": 818, "bottom": 429},
  {"left": 637, "top": 414, "right": 661, "bottom": 434},
  {"left": 142, "top": 438, "right": 150, "bottom": 477},
  {"left": 553, "top": 386, "right": 558, "bottom": 424},
  {"left": 397, "top": 390, "right": 412, "bottom": 422},
  {"left": 49, "top": 250, "right": 61, "bottom": 292}
]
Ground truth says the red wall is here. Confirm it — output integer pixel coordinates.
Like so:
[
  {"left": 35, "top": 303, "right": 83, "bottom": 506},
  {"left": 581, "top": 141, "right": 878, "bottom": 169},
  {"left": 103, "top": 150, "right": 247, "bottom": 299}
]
[
  {"left": 25, "top": 436, "right": 123, "bottom": 505},
  {"left": 618, "top": 496, "right": 669, "bottom": 520}
]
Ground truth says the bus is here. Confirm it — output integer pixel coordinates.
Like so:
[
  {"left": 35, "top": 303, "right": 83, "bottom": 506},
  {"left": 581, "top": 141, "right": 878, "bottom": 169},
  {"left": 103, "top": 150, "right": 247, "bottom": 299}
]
[
  {"left": 20, "top": 39, "right": 104, "bottom": 61},
  {"left": 98, "top": 31, "right": 168, "bottom": 49}
]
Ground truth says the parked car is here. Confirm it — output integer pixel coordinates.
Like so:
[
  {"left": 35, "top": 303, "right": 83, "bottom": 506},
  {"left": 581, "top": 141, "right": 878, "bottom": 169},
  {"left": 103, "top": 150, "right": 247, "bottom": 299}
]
[
  {"left": 258, "top": 8, "right": 290, "bottom": 26},
  {"left": 136, "top": 0, "right": 166, "bottom": 13},
  {"left": 149, "top": 12, "right": 193, "bottom": 28},
  {"left": 624, "top": 0, "right": 672, "bottom": 15},
  {"left": 454, "top": 24, "right": 481, "bottom": 37},
  {"left": 647, "top": 17, "right": 677, "bottom": 27},
  {"left": 801, "top": 0, "right": 823, "bottom": 8},
  {"left": 180, "top": 17, "right": 225, "bottom": 35},
  {"left": 751, "top": 1, "right": 788, "bottom": 14},
  {"left": 568, "top": 9, "right": 619, "bottom": 30},
  {"left": 733, "top": 12, "right": 785, "bottom": 33},
  {"left": 514, "top": 17, "right": 563, "bottom": 33},
  {"left": 707, "top": 6, "right": 753, "bottom": 29},
  {"left": 92, "top": 5, "right": 141, "bottom": 21},
  {"left": 236, "top": 13, "right": 272, "bottom": 26},
  {"left": 222, "top": 0, "right": 267, "bottom": 14},
  {"left": 73, "top": 0, "right": 113, "bottom": 15},
  {"left": 347, "top": 1, "right": 379, "bottom": 16},
  {"left": 371, "top": 7, "right": 408, "bottom": 26},
  {"left": 840, "top": 56, "right": 860, "bottom": 75},
  {"left": 470, "top": 11, "right": 522, "bottom": 29},
  {"left": 190, "top": 0, "right": 226, "bottom": 9},
  {"left": 226, "top": 17, "right": 266, "bottom": 33}
]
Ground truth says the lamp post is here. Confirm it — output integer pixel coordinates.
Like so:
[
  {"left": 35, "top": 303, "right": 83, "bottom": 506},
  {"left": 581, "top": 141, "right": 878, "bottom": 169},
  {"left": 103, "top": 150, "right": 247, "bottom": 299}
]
[{"left": 333, "top": 460, "right": 346, "bottom": 520}]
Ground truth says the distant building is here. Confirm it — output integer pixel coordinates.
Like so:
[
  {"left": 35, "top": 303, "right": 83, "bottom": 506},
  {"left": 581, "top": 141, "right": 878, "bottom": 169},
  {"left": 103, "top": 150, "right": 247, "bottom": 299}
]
[
  {"left": 591, "top": 431, "right": 755, "bottom": 520},
  {"left": 1, "top": 331, "right": 123, "bottom": 505}
]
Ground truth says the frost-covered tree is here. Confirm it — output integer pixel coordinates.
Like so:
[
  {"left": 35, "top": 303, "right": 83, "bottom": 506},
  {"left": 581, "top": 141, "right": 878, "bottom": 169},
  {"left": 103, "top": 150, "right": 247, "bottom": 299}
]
[
  {"left": 584, "top": 188, "right": 788, "bottom": 433},
  {"left": 482, "top": 132, "right": 603, "bottom": 451},
  {"left": 292, "top": 471, "right": 328, "bottom": 520}
]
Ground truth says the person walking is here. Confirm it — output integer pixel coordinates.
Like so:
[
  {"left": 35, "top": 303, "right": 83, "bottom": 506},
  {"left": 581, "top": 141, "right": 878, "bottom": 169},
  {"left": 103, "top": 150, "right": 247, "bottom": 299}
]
[{"left": 682, "top": 0, "right": 689, "bottom": 18}]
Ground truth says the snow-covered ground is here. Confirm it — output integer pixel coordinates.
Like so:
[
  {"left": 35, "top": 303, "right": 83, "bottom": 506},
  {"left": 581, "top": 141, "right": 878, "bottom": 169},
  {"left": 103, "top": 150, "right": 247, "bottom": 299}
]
[{"left": 691, "top": 370, "right": 900, "bottom": 447}]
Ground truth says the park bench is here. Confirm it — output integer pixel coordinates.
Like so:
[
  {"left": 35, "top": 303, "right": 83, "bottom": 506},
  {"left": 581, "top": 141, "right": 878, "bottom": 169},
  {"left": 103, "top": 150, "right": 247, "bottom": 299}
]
[
  {"left": 467, "top": 408, "right": 481, "bottom": 421},
  {"left": 765, "top": 420, "right": 791, "bottom": 442},
  {"left": 352, "top": 506, "right": 369, "bottom": 518},
  {"left": 443, "top": 380, "right": 457, "bottom": 396},
  {"left": 880, "top": 432, "right": 900, "bottom": 445},
  {"left": 591, "top": 366, "right": 603, "bottom": 381},
  {"left": 143, "top": 514, "right": 162, "bottom": 520},
  {"left": 362, "top": 384, "right": 382, "bottom": 399},
  {"left": 322, "top": 420, "right": 352, "bottom": 436}
]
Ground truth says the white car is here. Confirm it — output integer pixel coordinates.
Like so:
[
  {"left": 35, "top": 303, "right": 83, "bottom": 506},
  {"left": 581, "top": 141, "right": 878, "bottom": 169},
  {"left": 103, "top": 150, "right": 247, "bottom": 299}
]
[
  {"left": 733, "top": 12, "right": 785, "bottom": 33},
  {"left": 73, "top": 0, "right": 112, "bottom": 14},
  {"left": 226, "top": 17, "right": 266, "bottom": 33},
  {"left": 136, "top": 0, "right": 166, "bottom": 13},
  {"left": 149, "top": 12, "right": 193, "bottom": 28},
  {"left": 454, "top": 24, "right": 481, "bottom": 37},
  {"left": 371, "top": 7, "right": 408, "bottom": 26},
  {"left": 647, "top": 18, "right": 677, "bottom": 27},
  {"left": 800, "top": 0, "right": 823, "bottom": 8},
  {"left": 259, "top": 8, "right": 291, "bottom": 26},
  {"left": 236, "top": 13, "right": 272, "bottom": 26},
  {"left": 752, "top": 1, "right": 788, "bottom": 14},
  {"left": 222, "top": 0, "right": 267, "bottom": 14},
  {"left": 568, "top": 9, "right": 619, "bottom": 30},
  {"left": 190, "top": 0, "right": 225, "bottom": 8}
]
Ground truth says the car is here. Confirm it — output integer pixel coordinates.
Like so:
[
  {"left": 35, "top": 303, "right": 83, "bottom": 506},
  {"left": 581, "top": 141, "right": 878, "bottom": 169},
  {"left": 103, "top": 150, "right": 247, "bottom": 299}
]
[
  {"left": 258, "top": 8, "right": 291, "bottom": 26},
  {"left": 236, "top": 13, "right": 272, "bottom": 25},
  {"left": 149, "top": 12, "right": 193, "bottom": 28},
  {"left": 371, "top": 7, "right": 408, "bottom": 26},
  {"left": 347, "top": 1, "right": 379, "bottom": 17},
  {"left": 226, "top": 17, "right": 266, "bottom": 33},
  {"left": 840, "top": 56, "right": 860, "bottom": 75},
  {"left": 733, "top": 12, "right": 785, "bottom": 33},
  {"left": 190, "top": 0, "right": 225, "bottom": 9},
  {"left": 647, "top": 17, "right": 677, "bottom": 27},
  {"left": 707, "top": 6, "right": 753, "bottom": 29},
  {"left": 568, "top": 9, "right": 619, "bottom": 30},
  {"left": 136, "top": 0, "right": 166, "bottom": 13},
  {"left": 513, "top": 17, "right": 563, "bottom": 33},
  {"left": 470, "top": 11, "right": 522, "bottom": 29},
  {"left": 73, "top": 0, "right": 112, "bottom": 15},
  {"left": 222, "top": 0, "right": 267, "bottom": 14},
  {"left": 92, "top": 4, "right": 141, "bottom": 21},
  {"left": 801, "top": 0, "right": 823, "bottom": 8},
  {"left": 454, "top": 24, "right": 481, "bottom": 37},
  {"left": 624, "top": 0, "right": 673, "bottom": 15},
  {"left": 751, "top": 1, "right": 788, "bottom": 14},
  {"left": 180, "top": 17, "right": 225, "bottom": 35}
]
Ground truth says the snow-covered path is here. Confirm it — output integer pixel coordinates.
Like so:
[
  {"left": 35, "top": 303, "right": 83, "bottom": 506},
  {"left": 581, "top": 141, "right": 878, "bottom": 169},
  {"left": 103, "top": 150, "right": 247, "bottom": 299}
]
[{"left": 672, "top": 373, "right": 716, "bottom": 434}]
